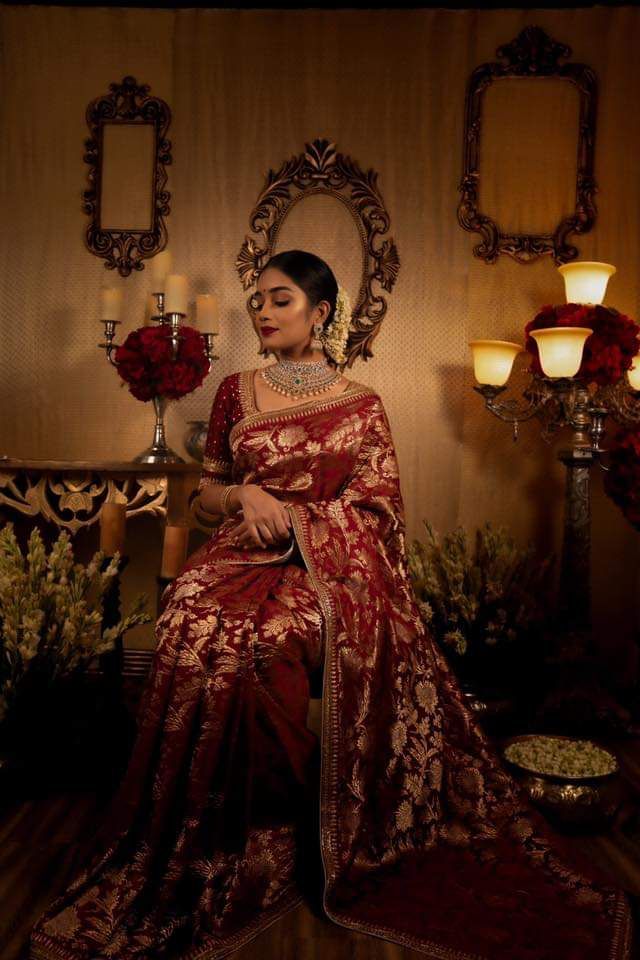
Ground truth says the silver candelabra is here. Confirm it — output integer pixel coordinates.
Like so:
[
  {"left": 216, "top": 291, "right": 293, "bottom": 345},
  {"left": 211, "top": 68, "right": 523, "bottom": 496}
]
[{"left": 99, "top": 292, "right": 219, "bottom": 464}]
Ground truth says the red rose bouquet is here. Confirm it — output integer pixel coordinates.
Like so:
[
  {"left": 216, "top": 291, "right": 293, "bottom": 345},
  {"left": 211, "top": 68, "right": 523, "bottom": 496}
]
[
  {"left": 525, "top": 303, "right": 640, "bottom": 387},
  {"left": 114, "top": 325, "right": 210, "bottom": 402},
  {"left": 603, "top": 427, "right": 640, "bottom": 531}
]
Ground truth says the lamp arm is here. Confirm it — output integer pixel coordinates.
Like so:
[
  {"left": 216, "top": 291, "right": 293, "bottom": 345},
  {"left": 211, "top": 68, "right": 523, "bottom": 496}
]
[
  {"left": 594, "top": 382, "right": 640, "bottom": 429},
  {"left": 474, "top": 376, "right": 550, "bottom": 424}
]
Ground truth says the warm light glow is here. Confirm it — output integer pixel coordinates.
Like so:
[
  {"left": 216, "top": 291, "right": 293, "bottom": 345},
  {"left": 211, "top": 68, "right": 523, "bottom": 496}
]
[
  {"left": 627, "top": 359, "right": 640, "bottom": 391},
  {"left": 557, "top": 261, "right": 616, "bottom": 305},
  {"left": 100, "top": 287, "right": 122, "bottom": 322},
  {"left": 165, "top": 274, "right": 189, "bottom": 314},
  {"left": 151, "top": 250, "right": 172, "bottom": 291},
  {"left": 530, "top": 326, "right": 592, "bottom": 378},
  {"left": 469, "top": 340, "right": 522, "bottom": 387},
  {"left": 196, "top": 294, "right": 220, "bottom": 333}
]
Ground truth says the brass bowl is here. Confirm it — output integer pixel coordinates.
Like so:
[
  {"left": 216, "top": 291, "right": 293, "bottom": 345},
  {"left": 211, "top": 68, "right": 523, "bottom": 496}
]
[
  {"left": 462, "top": 688, "right": 518, "bottom": 735},
  {"left": 463, "top": 688, "right": 516, "bottom": 718},
  {"left": 501, "top": 733, "right": 622, "bottom": 829}
]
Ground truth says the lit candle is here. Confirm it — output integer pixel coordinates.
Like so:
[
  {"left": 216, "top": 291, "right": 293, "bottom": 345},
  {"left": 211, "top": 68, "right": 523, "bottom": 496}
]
[
  {"left": 99, "top": 501, "right": 127, "bottom": 555},
  {"left": 165, "top": 274, "right": 188, "bottom": 314},
  {"left": 160, "top": 525, "right": 189, "bottom": 578},
  {"left": 196, "top": 294, "right": 220, "bottom": 333},
  {"left": 143, "top": 293, "right": 157, "bottom": 326},
  {"left": 469, "top": 340, "right": 522, "bottom": 387},
  {"left": 100, "top": 287, "right": 123, "bottom": 322},
  {"left": 151, "top": 250, "right": 172, "bottom": 291}
]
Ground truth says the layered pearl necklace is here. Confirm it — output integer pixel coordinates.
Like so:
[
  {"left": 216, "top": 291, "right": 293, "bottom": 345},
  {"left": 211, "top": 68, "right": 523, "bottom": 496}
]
[{"left": 261, "top": 357, "right": 342, "bottom": 399}]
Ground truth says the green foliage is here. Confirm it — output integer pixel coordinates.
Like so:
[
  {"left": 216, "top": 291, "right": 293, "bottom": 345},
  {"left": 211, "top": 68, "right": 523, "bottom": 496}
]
[
  {"left": 0, "top": 524, "right": 152, "bottom": 725},
  {"left": 407, "top": 520, "right": 555, "bottom": 662}
]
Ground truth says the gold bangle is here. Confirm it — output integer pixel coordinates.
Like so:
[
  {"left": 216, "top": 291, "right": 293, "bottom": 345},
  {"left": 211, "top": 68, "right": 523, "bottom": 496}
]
[{"left": 220, "top": 483, "right": 239, "bottom": 516}]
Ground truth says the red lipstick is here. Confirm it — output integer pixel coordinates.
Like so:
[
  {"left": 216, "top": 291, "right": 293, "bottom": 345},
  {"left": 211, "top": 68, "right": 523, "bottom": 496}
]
[{"left": 261, "top": 327, "right": 278, "bottom": 336}]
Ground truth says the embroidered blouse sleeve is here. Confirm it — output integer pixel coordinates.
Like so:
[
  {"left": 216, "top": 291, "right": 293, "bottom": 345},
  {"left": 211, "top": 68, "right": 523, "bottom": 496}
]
[{"left": 198, "top": 377, "right": 235, "bottom": 490}]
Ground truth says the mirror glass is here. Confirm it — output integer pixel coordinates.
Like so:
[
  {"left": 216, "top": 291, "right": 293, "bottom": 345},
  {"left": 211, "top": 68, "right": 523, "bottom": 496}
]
[
  {"left": 100, "top": 122, "right": 156, "bottom": 232},
  {"left": 274, "top": 193, "right": 364, "bottom": 309},
  {"left": 479, "top": 77, "right": 580, "bottom": 235}
]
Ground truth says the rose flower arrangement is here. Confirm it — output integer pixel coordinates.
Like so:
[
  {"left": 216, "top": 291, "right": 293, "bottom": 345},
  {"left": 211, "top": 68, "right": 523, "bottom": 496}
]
[
  {"left": 114, "top": 325, "right": 210, "bottom": 401},
  {"left": 525, "top": 302, "right": 640, "bottom": 531},
  {"left": 602, "top": 426, "right": 640, "bottom": 531},
  {"left": 524, "top": 303, "right": 640, "bottom": 387}
]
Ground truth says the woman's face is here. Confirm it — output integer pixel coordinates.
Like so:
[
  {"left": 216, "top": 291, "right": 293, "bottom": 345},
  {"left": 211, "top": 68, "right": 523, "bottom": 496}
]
[{"left": 251, "top": 267, "right": 329, "bottom": 358}]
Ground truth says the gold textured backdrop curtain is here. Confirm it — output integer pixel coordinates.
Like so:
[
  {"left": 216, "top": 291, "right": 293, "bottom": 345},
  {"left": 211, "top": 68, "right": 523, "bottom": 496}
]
[{"left": 0, "top": 4, "right": 638, "bottom": 673}]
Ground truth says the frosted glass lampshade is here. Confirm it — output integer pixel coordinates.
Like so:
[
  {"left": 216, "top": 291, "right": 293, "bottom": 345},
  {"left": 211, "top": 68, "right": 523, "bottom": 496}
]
[
  {"left": 530, "top": 326, "right": 592, "bottom": 378},
  {"left": 469, "top": 340, "right": 522, "bottom": 387},
  {"left": 557, "top": 261, "right": 616, "bottom": 305},
  {"left": 627, "top": 360, "right": 640, "bottom": 391}
]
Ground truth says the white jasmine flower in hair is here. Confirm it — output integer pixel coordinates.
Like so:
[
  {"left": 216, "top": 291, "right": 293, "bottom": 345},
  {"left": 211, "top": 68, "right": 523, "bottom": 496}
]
[{"left": 322, "top": 285, "right": 352, "bottom": 365}]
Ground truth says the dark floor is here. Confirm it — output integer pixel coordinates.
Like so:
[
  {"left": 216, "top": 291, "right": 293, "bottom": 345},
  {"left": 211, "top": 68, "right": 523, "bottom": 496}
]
[{"left": 1, "top": 727, "right": 639, "bottom": 959}]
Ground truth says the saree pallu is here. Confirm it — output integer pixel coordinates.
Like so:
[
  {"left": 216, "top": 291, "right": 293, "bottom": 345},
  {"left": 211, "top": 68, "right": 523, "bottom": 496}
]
[{"left": 30, "top": 370, "right": 633, "bottom": 960}]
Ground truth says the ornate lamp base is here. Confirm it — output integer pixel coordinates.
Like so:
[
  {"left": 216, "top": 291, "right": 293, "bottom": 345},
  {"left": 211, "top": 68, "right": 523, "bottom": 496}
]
[{"left": 133, "top": 395, "right": 185, "bottom": 465}]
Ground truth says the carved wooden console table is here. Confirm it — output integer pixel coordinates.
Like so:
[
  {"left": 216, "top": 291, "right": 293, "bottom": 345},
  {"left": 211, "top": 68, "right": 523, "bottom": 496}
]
[
  {"left": 0, "top": 458, "right": 214, "bottom": 534},
  {"left": 0, "top": 459, "right": 217, "bottom": 680}
]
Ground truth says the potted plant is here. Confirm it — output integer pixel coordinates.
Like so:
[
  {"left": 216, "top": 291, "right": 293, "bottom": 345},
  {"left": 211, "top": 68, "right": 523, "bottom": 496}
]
[
  {"left": 0, "top": 524, "right": 152, "bottom": 783},
  {"left": 407, "top": 521, "right": 555, "bottom": 721}
]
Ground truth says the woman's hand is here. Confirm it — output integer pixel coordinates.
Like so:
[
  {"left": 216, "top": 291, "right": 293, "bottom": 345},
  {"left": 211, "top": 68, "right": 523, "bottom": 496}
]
[{"left": 232, "top": 484, "right": 292, "bottom": 548}]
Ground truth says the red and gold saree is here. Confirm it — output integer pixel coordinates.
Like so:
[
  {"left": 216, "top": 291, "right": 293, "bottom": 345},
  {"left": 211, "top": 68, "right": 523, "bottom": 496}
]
[{"left": 30, "top": 368, "right": 633, "bottom": 960}]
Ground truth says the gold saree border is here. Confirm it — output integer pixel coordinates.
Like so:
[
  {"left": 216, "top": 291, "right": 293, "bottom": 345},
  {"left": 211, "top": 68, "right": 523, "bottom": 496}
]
[
  {"left": 183, "top": 888, "right": 303, "bottom": 960},
  {"left": 323, "top": 887, "right": 632, "bottom": 960},
  {"left": 285, "top": 508, "right": 635, "bottom": 960},
  {"left": 31, "top": 886, "right": 631, "bottom": 960},
  {"left": 202, "top": 455, "right": 232, "bottom": 475},
  {"left": 215, "top": 537, "right": 297, "bottom": 567},
  {"left": 286, "top": 501, "right": 493, "bottom": 960},
  {"left": 286, "top": 503, "right": 339, "bottom": 879},
  {"left": 29, "top": 890, "right": 304, "bottom": 960},
  {"left": 229, "top": 368, "right": 377, "bottom": 448}
]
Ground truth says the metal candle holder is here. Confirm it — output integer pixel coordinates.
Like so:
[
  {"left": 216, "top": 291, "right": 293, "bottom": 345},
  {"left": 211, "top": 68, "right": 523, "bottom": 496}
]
[
  {"left": 99, "top": 291, "right": 219, "bottom": 464},
  {"left": 474, "top": 371, "right": 640, "bottom": 660}
]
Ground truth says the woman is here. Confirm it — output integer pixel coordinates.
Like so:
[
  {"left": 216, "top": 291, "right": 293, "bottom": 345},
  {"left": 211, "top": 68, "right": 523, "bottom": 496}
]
[{"left": 30, "top": 250, "right": 633, "bottom": 960}]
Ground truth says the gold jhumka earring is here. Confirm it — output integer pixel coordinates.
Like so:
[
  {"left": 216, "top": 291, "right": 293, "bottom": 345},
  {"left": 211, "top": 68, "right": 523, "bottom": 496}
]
[{"left": 310, "top": 322, "right": 325, "bottom": 351}]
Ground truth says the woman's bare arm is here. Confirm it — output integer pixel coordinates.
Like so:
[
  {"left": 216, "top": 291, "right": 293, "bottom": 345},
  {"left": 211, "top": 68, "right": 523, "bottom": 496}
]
[
  {"left": 199, "top": 481, "right": 242, "bottom": 517},
  {"left": 198, "top": 481, "right": 291, "bottom": 548}
]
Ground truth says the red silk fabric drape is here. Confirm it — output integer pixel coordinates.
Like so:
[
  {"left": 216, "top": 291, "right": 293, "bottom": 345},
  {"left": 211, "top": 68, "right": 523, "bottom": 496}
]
[{"left": 30, "top": 370, "right": 633, "bottom": 960}]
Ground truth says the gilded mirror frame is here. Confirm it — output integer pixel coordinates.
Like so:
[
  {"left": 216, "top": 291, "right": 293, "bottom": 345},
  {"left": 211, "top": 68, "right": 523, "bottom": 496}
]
[
  {"left": 83, "top": 76, "right": 172, "bottom": 278},
  {"left": 457, "top": 26, "right": 598, "bottom": 265},
  {"left": 236, "top": 138, "right": 400, "bottom": 366}
]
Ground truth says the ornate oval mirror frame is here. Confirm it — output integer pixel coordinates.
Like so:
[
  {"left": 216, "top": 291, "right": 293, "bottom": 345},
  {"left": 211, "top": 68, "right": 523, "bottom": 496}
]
[
  {"left": 236, "top": 138, "right": 400, "bottom": 366},
  {"left": 83, "top": 76, "right": 172, "bottom": 278},
  {"left": 457, "top": 26, "right": 598, "bottom": 265}
]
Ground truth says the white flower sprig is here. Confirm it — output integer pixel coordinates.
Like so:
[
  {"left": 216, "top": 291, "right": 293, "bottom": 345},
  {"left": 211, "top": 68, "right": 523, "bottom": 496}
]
[
  {"left": 406, "top": 520, "right": 555, "bottom": 661},
  {"left": 322, "top": 284, "right": 352, "bottom": 366},
  {"left": 0, "top": 524, "right": 152, "bottom": 726}
]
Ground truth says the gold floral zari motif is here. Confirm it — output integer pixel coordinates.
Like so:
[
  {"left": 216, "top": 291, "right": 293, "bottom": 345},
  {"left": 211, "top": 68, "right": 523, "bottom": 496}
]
[
  {"left": 199, "top": 456, "right": 232, "bottom": 485},
  {"left": 29, "top": 369, "right": 633, "bottom": 960}
]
